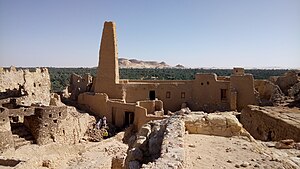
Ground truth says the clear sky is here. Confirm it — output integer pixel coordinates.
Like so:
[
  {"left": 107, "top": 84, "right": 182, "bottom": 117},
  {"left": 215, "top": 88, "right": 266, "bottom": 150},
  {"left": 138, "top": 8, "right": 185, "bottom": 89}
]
[{"left": 0, "top": 0, "right": 299, "bottom": 68}]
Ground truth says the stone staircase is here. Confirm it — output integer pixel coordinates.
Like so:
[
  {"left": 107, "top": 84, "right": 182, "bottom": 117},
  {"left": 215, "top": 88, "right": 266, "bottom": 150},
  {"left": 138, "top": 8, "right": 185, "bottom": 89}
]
[{"left": 11, "top": 123, "right": 34, "bottom": 148}]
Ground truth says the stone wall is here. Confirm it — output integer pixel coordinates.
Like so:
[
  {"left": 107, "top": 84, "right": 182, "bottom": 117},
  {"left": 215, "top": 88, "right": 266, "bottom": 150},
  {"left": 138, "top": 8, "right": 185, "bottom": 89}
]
[
  {"left": 275, "top": 70, "right": 299, "bottom": 95},
  {"left": 184, "top": 112, "right": 245, "bottom": 137},
  {"left": 141, "top": 115, "right": 185, "bottom": 169},
  {"left": 240, "top": 105, "right": 300, "bottom": 142},
  {"left": 69, "top": 73, "right": 93, "bottom": 100},
  {"left": 0, "top": 67, "right": 51, "bottom": 106},
  {"left": 288, "top": 82, "right": 300, "bottom": 102},
  {"left": 24, "top": 106, "right": 94, "bottom": 145},
  {"left": 0, "top": 107, "right": 14, "bottom": 153},
  {"left": 125, "top": 115, "right": 185, "bottom": 169},
  {"left": 254, "top": 79, "right": 284, "bottom": 106}
]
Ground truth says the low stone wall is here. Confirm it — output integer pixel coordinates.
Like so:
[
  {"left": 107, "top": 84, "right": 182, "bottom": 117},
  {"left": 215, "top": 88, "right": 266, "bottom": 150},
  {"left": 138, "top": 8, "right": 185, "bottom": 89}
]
[
  {"left": 142, "top": 116, "right": 185, "bottom": 169},
  {"left": 124, "top": 115, "right": 185, "bottom": 169},
  {"left": 184, "top": 112, "right": 244, "bottom": 137},
  {"left": 241, "top": 105, "right": 300, "bottom": 142}
]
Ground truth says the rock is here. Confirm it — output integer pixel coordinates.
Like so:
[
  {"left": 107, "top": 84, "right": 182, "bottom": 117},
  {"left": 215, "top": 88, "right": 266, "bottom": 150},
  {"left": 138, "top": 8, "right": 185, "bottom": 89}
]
[
  {"left": 254, "top": 164, "right": 260, "bottom": 168},
  {"left": 227, "top": 160, "right": 232, "bottom": 163},
  {"left": 288, "top": 82, "right": 300, "bottom": 101},
  {"left": 111, "top": 155, "right": 125, "bottom": 169},
  {"left": 127, "top": 148, "right": 143, "bottom": 161},
  {"left": 188, "top": 144, "right": 196, "bottom": 148},
  {"left": 133, "top": 136, "right": 148, "bottom": 151},
  {"left": 240, "top": 161, "right": 249, "bottom": 167},
  {"left": 128, "top": 160, "right": 141, "bottom": 169},
  {"left": 184, "top": 112, "right": 243, "bottom": 137},
  {"left": 294, "top": 142, "right": 300, "bottom": 150},
  {"left": 42, "top": 160, "right": 52, "bottom": 168},
  {"left": 138, "top": 124, "right": 151, "bottom": 137},
  {"left": 263, "top": 142, "right": 276, "bottom": 147},
  {"left": 254, "top": 80, "right": 284, "bottom": 106},
  {"left": 275, "top": 139, "right": 295, "bottom": 149},
  {"left": 275, "top": 70, "right": 299, "bottom": 95},
  {"left": 235, "top": 164, "right": 240, "bottom": 168}
]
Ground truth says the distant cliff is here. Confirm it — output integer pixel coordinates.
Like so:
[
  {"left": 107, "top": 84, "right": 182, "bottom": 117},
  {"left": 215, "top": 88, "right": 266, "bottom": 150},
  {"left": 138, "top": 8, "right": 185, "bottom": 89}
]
[{"left": 119, "top": 58, "right": 184, "bottom": 69}]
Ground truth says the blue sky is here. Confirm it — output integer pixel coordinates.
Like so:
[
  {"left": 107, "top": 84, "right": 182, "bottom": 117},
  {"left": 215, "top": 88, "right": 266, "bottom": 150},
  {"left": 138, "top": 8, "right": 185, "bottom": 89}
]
[{"left": 0, "top": 0, "right": 299, "bottom": 68}]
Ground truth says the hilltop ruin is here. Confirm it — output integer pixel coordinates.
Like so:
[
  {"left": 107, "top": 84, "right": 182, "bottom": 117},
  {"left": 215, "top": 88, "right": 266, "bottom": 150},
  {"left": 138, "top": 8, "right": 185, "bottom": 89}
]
[{"left": 0, "top": 21, "right": 299, "bottom": 169}]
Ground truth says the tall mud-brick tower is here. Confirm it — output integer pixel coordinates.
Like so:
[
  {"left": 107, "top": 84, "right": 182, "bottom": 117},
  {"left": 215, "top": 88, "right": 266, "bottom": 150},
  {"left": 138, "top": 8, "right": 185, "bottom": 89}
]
[{"left": 94, "top": 21, "right": 120, "bottom": 96}]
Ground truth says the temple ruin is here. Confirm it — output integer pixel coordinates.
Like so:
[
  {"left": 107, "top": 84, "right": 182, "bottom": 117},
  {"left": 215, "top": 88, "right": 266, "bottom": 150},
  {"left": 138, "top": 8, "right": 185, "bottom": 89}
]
[
  {"left": 0, "top": 21, "right": 299, "bottom": 169},
  {"left": 77, "top": 21, "right": 258, "bottom": 130}
]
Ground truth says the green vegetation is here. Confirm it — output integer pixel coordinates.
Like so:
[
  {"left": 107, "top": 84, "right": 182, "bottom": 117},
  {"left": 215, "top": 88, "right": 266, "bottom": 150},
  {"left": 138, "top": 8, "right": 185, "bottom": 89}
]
[{"left": 48, "top": 68, "right": 289, "bottom": 92}]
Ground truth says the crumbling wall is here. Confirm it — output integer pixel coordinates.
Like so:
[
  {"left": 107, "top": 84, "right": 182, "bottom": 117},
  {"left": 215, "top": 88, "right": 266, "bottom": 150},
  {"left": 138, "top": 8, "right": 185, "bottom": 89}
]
[
  {"left": 240, "top": 105, "right": 300, "bottom": 142},
  {"left": 275, "top": 70, "right": 300, "bottom": 95},
  {"left": 125, "top": 115, "right": 185, "bottom": 169},
  {"left": 288, "top": 82, "right": 300, "bottom": 102},
  {"left": 24, "top": 106, "right": 94, "bottom": 145},
  {"left": 184, "top": 112, "right": 244, "bottom": 137},
  {"left": 254, "top": 80, "right": 284, "bottom": 106},
  {"left": 0, "top": 107, "right": 14, "bottom": 153},
  {"left": 0, "top": 67, "right": 51, "bottom": 106},
  {"left": 69, "top": 73, "right": 93, "bottom": 100},
  {"left": 141, "top": 116, "right": 185, "bottom": 169},
  {"left": 137, "top": 100, "right": 164, "bottom": 115}
]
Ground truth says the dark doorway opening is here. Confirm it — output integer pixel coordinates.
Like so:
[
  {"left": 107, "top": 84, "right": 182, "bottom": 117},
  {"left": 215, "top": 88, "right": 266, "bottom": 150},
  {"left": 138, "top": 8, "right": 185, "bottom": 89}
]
[
  {"left": 149, "top": 90, "right": 156, "bottom": 100},
  {"left": 112, "top": 108, "right": 116, "bottom": 125},
  {"left": 124, "top": 111, "right": 134, "bottom": 127}
]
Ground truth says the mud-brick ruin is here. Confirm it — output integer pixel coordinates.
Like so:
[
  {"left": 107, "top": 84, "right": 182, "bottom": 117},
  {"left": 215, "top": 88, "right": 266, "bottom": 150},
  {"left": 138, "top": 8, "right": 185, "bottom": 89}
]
[
  {"left": 76, "top": 22, "right": 258, "bottom": 130},
  {"left": 1, "top": 21, "right": 300, "bottom": 168},
  {"left": 0, "top": 67, "right": 94, "bottom": 153}
]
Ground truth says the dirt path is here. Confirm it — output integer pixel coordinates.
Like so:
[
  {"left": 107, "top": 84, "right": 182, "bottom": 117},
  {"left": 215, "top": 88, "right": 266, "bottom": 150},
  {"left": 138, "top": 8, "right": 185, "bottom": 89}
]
[{"left": 184, "top": 134, "right": 297, "bottom": 169}]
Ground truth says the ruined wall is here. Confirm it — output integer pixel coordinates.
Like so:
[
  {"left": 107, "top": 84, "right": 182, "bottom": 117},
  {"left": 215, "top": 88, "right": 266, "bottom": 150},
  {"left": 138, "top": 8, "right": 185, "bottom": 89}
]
[
  {"left": 0, "top": 67, "right": 24, "bottom": 95},
  {"left": 141, "top": 116, "right": 185, "bottom": 169},
  {"left": 184, "top": 112, "right": 244, "bottom": 137},
  {"left": 254, "top": 80, "right": 284, "bottom": 106},
  {"left": 137, "top": 100, "right": 163, "bottom": 115},
  {"left": 275, "top": 71, "right": 299, "bottom": 95},
  {"left": 134, "top": 106, "right": 166, "bottom": 130},
  {"left": 125, "top": 115, "right": 185, "bottom": 169},
  {"left": 24, "top": 106, "right": 94, "bottom": 145},
  {"left": 78, "top": 92, "right": 108, "bottom": 118},
  {"left": 0, "top": 67, "right": 50, "bottom": 106},
  {"left": 69, "top": 73, "right": 93, "bottom": 100},
  {"left": 0, "top": 107, "right": 14, "bottom": 153},
  {"left": 241, "top": 105, "right": 300, "bottom": 142},
  {"left": 289, "top": 82, "right": 300, "bottom": 102}
]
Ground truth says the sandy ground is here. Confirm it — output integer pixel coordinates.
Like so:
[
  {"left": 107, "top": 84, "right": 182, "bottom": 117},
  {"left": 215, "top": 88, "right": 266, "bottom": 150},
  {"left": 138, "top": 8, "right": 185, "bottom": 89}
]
[
  {"left": 1, "top": 132, "right": 299, "bottom": 169},
  {"left": 0, "top": 132, "right": 127, "bottom": 169},
  {"left": 184, "top": 134, "right": 300, "bottom": 169}
]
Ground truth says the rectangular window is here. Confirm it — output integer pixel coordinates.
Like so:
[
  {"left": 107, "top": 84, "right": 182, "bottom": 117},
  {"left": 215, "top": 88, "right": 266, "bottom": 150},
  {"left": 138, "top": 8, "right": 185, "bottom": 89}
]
[
  {"left": 221, "top": 89, "right": 227, "bottom": 100},
  {"left": 181, "top": 92, "right": 185, "bottom": 98},
  {"left": 166, "top": 91, "right": 171, "bottom": 98}
]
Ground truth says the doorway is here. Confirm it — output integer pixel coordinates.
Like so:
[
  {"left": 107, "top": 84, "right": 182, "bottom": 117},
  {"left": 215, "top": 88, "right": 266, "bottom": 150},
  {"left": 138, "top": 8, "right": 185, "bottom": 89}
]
[
  {"left": 124, "top": 111, "right": 134, "bottom": 127},
  {"left": 149, "top": 90, "right": 155, "bottom": 100}
]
